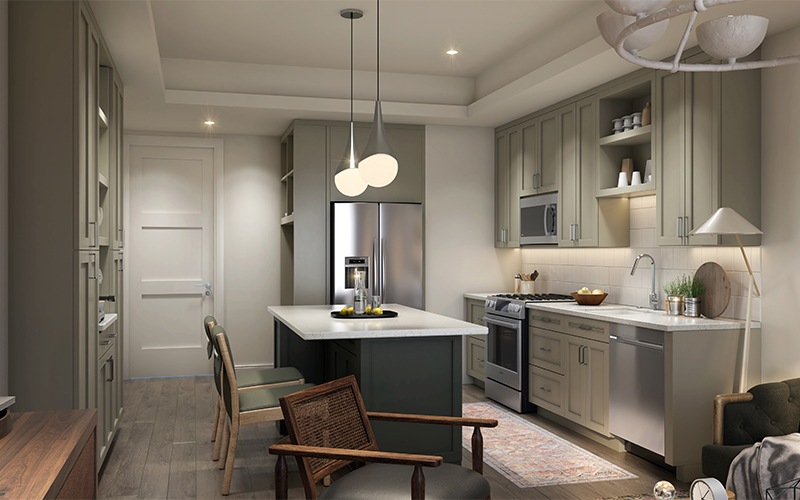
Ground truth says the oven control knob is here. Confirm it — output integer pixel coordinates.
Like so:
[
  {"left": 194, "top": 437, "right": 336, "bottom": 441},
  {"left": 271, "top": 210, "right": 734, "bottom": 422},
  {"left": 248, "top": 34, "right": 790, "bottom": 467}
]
[
  {"left": 509, "top": 303, "right": 520, "bottom": 313},
  {"left": 486, "top": 299, "right": 495, "bottom": 309}
]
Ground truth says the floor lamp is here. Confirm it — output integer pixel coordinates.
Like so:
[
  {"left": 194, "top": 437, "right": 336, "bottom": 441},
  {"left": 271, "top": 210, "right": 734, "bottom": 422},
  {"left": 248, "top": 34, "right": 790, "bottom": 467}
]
[{"left": 691, "top": 207, "right": 762, "bottom": 393}]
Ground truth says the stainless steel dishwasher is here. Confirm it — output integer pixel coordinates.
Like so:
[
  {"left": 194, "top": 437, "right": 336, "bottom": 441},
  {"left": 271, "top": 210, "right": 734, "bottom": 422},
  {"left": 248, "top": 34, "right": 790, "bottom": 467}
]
[{"left": 609, "top": 323, "right": 665, "bottom": 456}]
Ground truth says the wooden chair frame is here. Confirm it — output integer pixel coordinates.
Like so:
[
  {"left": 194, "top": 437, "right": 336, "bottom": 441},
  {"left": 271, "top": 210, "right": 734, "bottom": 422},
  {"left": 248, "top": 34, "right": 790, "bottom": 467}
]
[
  {"left": 215, "top": 326, "right": 288, "bottom": 496},
  {"left": 269, "top": 375, "right": 497, "bottom": 500},
  {"left": 711, "top": 392, "right": 755, "bottom": 445},
  {"left": 205, "top": 316, "right": 303, "bottom": 462}
]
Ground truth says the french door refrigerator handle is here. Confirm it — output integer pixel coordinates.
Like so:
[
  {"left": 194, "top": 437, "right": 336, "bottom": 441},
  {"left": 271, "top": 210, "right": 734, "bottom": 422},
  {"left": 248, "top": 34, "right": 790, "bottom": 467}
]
[
  {"left": 372, "top": 238, "right": 378, "bottom": 292},
  {"left": 380, "top": 237, "right": 386, "bottom": 299}
]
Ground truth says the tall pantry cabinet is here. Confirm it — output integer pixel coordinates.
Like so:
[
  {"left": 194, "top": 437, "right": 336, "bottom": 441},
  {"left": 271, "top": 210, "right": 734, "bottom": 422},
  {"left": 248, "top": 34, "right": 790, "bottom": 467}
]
[{"left": 8, "top": 0, "right": 125, "bottom": 468}]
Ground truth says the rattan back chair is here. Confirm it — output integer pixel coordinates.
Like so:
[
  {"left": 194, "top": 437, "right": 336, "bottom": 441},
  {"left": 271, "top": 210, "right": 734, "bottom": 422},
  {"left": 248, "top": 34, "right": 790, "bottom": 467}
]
[
  {"left": 213, "top": 325, "right": 314, "bottom": 495},
  {"left": 269, "top": 375, "right": 498, "bottom": 499},
  {"left": 203, "top": 316, "right": 305, "bottom": 461}
]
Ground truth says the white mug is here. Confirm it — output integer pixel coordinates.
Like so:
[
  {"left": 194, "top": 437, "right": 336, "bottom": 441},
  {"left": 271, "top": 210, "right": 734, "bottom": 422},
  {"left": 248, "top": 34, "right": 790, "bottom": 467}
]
[
  {"left": 631, "top": 171, "right": 642, "bottom": 185},
  {"left": 617, "top": 171, "right": 628, "bottom": 187}
]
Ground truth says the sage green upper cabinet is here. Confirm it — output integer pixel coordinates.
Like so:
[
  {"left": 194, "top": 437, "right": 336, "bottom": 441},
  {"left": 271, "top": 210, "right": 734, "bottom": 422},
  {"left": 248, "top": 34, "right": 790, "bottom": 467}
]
[
  {"left": 559, "top": 100, "right": 598, "bottom": 247},
  {"left": 495, "top": 128, "right": 521, "bottom": 248},
  {"left": 329, "top": 124, "right": 425, "bottom": 204},
  {"left": 520, "top": 112, "right": 559, "bottom": 196},
  {"left": 655, "top": 55, "right": 761, "bottom": 246}
]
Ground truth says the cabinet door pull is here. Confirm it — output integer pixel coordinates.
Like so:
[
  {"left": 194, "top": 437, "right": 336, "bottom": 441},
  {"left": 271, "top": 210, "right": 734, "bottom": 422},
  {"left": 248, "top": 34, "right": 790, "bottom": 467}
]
[
  {"left": 577, "top": 345, "right": 583, "bottom": 364},
  {"left": 684, "top": 216, "right": 690, "bottom": 239},
  {"left": 539, "top": 386, "right": 551, "bottom": 393},
  {"left": 574, "top": 223, "right": 579, "bottom": 241},
  {"left": 538, "top": 346, "right": 552, "bottom": 353},
  {"left": 107, "top": 358, "right": 114, "bottom": 382},
  {"left": 676, "top": 217, "right": 683, "bottom": 239}
]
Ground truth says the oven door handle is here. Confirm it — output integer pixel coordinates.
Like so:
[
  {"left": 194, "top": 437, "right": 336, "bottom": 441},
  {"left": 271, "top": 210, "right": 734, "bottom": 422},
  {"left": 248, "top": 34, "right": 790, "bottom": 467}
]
[{"left": 482, "top": 316, "right": 520, "bottom": 331}]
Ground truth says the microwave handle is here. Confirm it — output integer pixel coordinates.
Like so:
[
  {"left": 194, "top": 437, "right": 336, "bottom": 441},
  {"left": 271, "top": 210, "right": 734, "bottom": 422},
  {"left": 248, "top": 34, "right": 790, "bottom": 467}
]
[{"left": 544, "top": 203, "right": 557, "bottom": 236}]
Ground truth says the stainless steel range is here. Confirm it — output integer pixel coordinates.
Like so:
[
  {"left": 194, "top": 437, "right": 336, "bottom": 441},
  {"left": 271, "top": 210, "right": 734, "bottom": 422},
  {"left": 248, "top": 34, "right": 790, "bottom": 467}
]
[{"left": 484, "top": 293, "right": 574, "bottom": 412}]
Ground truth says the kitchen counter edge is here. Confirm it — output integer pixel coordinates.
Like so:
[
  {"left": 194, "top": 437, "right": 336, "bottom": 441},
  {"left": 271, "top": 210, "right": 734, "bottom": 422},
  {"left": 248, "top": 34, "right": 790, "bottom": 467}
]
[{"left": 527, "top": 302, "right": 760, "bottom": 332}]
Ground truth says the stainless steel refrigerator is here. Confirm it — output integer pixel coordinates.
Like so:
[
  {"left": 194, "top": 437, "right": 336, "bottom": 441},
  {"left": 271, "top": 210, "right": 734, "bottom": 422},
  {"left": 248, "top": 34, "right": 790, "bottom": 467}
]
[{"left": 331, "top": 203, "right": 423, "bottom": 309}]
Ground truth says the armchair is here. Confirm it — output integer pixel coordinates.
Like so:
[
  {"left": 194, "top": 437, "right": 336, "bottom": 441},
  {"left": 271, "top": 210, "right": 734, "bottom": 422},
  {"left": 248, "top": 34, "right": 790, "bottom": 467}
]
[
  {"left": 701, "top": 377, "right": 800, "bottom": 484},
  {"left": 268, "top": 375, "right": 498, "bottom": 499}
]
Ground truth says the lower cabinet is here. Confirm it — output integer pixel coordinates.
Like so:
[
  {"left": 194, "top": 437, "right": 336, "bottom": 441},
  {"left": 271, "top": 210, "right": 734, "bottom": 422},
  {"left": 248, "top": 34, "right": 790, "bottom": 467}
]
[
  {"left": 528, "top": 310, "right": 610, "bottom": 436},
  {"left": 97, "top": 340, "right": 119, "bottom": 464},
  {"left": 464, "top": 298, "right": 486, "bottom": 384}
]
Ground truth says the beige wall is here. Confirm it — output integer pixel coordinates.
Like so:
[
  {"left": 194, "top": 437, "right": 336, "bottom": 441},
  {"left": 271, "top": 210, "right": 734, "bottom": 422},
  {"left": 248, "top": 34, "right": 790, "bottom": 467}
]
[
  {"left": 222, "top": 135, "right": 282, "bottom": 368},
  {"left": 761, "top": 26, "right": 800, "bottom": 382},
  {"left": 0, "top": 0, "right": 8, "bottom": 393},
  {"left": 424, "top": 125, "right": 518, "bottom": 320}
]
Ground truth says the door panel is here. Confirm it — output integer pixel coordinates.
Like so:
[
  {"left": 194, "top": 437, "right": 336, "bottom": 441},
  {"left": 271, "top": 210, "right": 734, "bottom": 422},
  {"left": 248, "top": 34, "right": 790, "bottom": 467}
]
[
  {"left": 380, "top": 203, "right": 423, "bottom": 309},
  {"left": 128, "top": 142, "right": 216, "bottom": 377},
  {"left": 656, "top": 71, "right": 686, "bottom": 246},
  {"left": 332, "top": 203, "right": 379, "bottom": 304},
  {"left": 538, "top": 111, "right": 559, "bottom": 193}
]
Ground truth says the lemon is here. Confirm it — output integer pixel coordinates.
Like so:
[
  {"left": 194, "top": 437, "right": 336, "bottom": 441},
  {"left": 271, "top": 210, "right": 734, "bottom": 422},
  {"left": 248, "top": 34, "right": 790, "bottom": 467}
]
[
  {"left": 347, "top": 306, "right": 354, "bottom": 315},
  {"left": 365, "top": 305, "right": 372, "bottom": 314},
  {"left": 592, "top": 289, "right": 605, "bottom": 295},
  {"left": 340, "top": 306, "right": 348, "bottom": 315},
  {"left": 373, "top": 307, "right": 383, "bottom": 315},
  {"left": 578, "top": 287, "right": 591, "bottom": 294}
]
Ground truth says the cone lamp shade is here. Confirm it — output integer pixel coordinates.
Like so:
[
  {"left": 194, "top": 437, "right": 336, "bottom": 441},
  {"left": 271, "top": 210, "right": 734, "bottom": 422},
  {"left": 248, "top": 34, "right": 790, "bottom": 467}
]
[
  {"left": 335, "top": 123, "right": 367, "bottom": 197},
  {"left": 690, "top": 207, "right": 762, "bottom": 236},
  {"left": 359, "top": 102, "right": 397, "bottom": 187}
]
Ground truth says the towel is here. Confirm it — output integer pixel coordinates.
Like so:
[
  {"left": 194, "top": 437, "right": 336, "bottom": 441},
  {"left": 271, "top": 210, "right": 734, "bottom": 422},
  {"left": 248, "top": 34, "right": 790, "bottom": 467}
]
[{"left": 727, "top": 433, "right": 800, "bottom": 499}]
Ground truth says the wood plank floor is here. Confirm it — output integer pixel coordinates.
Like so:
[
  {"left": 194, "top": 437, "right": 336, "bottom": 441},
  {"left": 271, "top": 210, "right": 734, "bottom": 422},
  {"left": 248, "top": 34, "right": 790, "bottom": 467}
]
[{"left": 99, "top": 377, "right": 687, "bottom": 499}]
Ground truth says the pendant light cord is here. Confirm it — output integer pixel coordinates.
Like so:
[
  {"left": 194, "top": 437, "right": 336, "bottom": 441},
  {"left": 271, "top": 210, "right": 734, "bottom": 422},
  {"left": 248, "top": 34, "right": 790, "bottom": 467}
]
[
  {"left": 376, "top": 0, "right": 380, "bottom": 101},
  {"left": 350, "top": 14, "right": 354, "bottom": 122}
]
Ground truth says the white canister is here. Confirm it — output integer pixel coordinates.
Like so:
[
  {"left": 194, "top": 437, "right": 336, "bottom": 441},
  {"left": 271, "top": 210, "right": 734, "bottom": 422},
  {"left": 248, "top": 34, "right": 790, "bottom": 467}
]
[
  {"left": 631, "top": 171, "right": 642, "bottom": 185},
  {"left": 612, "top": 118, "right": 624, "bottom": 133},
  {"left": 617, "top": 171, "right": 629, "bottom": 187},
  {"left": 631, "top": 112, "right": 643, "bottom": 125}
]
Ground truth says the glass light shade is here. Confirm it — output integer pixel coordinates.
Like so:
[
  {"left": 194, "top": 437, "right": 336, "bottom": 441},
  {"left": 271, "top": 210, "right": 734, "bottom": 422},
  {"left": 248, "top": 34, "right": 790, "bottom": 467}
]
[
  {"left": 334, "top": 126, "right": 367, "bottom": 197},
  {"left": 359, "top": 101, "right": 398, "bottom": 188},
  {"left": 690, "top": 207, "right": 762, "bottom": 235},
  {"left": 596, "top": 10, "right": 669, "bottom": 51},
  {"left": 696, "top": 15, "right": 768, "bottom": 63},
  {"left": 604, "top": 0, "right": 670, "bottom": 17}
]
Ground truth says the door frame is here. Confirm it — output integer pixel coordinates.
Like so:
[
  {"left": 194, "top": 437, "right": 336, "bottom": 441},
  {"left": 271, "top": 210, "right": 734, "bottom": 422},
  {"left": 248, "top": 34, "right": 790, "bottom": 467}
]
[{"left": 123, "top": 134, "right": 225, "bottom": 380}]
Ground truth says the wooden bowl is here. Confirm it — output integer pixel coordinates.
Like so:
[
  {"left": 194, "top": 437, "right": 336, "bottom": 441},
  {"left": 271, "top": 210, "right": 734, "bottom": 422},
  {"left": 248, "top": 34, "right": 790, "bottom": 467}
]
[{"left": 570, "top": 292, "right": 608, "bottom": 306}]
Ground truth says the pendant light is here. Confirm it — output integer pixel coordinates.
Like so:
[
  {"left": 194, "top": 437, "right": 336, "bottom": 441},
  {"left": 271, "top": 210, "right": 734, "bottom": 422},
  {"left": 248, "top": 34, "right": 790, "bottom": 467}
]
[
  {"left": 358, "top": 0, "right": 398, "bottom": 188},
  {"left": 334, "top": 8, "right": 368, "bottom": 198}
]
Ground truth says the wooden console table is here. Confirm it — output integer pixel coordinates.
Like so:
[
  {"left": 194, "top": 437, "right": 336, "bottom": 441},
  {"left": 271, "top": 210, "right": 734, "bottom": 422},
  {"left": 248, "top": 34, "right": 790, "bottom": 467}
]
[{"left": 0, "top": 410, "right": 97, "bottom": 499}]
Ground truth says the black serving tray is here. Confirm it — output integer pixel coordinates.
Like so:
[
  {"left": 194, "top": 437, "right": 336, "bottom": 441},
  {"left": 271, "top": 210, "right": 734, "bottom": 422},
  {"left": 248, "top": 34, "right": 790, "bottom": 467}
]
[{"left": 330, "top": 310, "right": 398, "bottom": 319}]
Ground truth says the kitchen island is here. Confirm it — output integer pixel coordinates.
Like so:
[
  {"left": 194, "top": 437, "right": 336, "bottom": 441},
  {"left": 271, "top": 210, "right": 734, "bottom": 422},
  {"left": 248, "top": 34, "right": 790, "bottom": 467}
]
[{"left": 268, "top": 304, "right": 486, "bottom": 463}]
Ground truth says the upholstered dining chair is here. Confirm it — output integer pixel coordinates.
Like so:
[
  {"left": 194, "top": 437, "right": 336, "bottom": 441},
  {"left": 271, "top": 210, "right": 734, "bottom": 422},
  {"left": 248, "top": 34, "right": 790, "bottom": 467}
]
[
  {"left": 203, "top": 315, "right": 305, "bottom": 460},
  {"left": 268, "top": 375, "right": 498, "bottom": 500},
  {"left": 212, "top": 324, "right": 314, "bottom": 495}
]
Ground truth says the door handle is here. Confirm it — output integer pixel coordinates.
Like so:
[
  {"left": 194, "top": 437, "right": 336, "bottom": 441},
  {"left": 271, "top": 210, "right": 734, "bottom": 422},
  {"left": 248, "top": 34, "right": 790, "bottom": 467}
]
[
  {"left": 676, "top": 216, "right": 683, "bottom": 240},
  {"left": 195, "top": 282, "right": 212, "bottom": 296},
  {"left": 684, "top": 216, "right": 689, "bottom": 239}
]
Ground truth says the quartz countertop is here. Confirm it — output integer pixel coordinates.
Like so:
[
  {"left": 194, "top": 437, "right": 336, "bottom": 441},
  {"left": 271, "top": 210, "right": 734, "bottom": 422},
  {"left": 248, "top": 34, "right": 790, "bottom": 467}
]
[
  {"left": 463, "top": 292, "right": 498, "bottom": 301},
  {"left": 268, "top": 304, "right": 487, "bottom": 340},
  {"left": 527, "top": 302, "right": 760, "bottom": 332}
]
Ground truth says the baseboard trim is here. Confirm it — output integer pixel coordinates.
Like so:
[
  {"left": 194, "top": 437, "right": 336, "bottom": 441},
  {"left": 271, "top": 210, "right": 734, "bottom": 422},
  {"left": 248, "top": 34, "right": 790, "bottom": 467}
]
[{"left": 536, "top": 407, "right": 626, "bottom": 452}]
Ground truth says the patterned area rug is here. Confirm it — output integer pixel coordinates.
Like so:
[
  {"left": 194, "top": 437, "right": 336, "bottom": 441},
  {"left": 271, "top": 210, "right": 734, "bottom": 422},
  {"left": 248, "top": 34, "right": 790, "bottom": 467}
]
[{"left": 463, "top": 402, "right": 637, "bottom": 488}]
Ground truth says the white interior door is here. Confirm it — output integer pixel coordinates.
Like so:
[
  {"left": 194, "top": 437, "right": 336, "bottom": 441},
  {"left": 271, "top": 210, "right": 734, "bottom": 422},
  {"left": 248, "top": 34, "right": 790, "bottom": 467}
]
[{"left": 127, "top": 136, "right": 223, "bottom": 377}]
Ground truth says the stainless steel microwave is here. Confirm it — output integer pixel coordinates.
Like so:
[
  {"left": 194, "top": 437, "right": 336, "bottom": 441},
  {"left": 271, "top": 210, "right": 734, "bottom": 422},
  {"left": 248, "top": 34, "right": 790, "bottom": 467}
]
[{"left": 520, "top": 193, "right": 558, "bottom": 245}]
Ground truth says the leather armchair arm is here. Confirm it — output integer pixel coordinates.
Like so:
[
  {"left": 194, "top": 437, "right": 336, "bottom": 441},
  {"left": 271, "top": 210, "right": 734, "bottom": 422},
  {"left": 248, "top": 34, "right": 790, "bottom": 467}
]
[{"left": 713, "top": 392, "right": 754, "bottom": 445}]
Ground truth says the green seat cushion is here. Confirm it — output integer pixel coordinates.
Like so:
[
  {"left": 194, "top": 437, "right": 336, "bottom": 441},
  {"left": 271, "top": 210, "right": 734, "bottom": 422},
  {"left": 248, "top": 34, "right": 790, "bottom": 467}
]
[
  {"left": 318, "top": 463, "right": 491, "bottom": 500},
  {"left": 238, "top": 383, "right": 314, "bottom": 412},
  {"left": 238, "top": 366, "right": 304, "bottom": 389},
  {"left": 701, "top": 443, "right": 752, "bottom": 484}
]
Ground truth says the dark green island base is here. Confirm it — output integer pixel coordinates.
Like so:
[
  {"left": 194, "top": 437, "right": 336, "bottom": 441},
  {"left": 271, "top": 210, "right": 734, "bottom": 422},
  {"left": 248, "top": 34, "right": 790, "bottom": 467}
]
[{"left": 274, "top": 319, "right": 464, "bottom": 463}]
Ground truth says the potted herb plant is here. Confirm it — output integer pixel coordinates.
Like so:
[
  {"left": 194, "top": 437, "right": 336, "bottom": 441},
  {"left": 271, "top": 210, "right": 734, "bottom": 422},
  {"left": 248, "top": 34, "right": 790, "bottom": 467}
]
[
  {"left": 663, "top": 275, "right": 686, "bottom": 316},
  {"left": 683, "top": 275, "right": 704, "bottom": 317}
]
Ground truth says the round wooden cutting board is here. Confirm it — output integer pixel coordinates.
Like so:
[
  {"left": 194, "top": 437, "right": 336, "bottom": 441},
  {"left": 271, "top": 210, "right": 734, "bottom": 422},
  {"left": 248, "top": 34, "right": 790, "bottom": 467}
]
[{"left": 695, "top": 262, "right": 731, "bottom": 319}]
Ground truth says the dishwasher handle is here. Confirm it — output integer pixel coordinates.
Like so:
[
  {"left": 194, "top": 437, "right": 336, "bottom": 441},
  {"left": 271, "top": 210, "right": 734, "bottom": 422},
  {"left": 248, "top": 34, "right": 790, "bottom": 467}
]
[{"left": 609, "top": 334, "right": 663, "bottom": 351}]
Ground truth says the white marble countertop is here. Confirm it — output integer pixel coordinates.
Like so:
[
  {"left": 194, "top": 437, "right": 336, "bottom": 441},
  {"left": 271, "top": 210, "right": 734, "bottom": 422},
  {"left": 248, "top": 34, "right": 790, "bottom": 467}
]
[
  {"left": 463, "top": 292, "right": 498, "bottom": 301},
  {"left": 268, "top": 304, "right": 487, "bottom": 340},
  {"left": 527, "top": 302, "right": 760, "bottom": 332}
]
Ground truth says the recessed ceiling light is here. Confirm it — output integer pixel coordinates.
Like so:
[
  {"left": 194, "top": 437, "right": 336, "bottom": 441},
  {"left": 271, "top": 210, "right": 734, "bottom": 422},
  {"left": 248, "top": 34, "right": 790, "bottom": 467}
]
[
  {"left": 204, "top": 119, "right": 215, "bottom": 126},
  {"left": 446, "top": 49, "right": 459, "bottom": 56}
]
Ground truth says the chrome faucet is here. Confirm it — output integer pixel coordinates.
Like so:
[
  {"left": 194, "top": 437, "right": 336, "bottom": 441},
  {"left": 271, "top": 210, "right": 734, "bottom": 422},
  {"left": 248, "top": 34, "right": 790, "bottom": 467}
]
[{"left": 630, "top": 253, "right": 659, "bottom": 310}]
